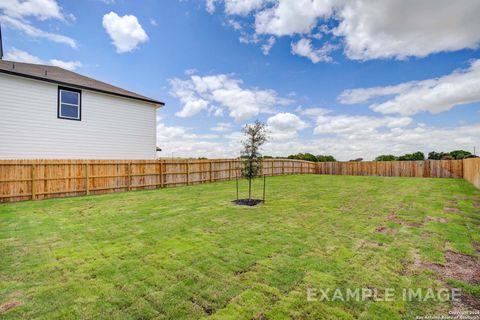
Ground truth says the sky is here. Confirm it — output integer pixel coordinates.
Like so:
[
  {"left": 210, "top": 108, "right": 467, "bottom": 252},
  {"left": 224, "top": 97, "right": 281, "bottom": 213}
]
[{"left": 1, "top": 0, "right": 480, "bottom": 160}]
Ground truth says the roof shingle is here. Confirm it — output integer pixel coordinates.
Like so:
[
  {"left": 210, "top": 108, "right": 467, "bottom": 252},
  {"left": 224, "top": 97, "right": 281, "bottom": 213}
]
[{"left": 0, "top": 60, "right": 164, "bottom": 106}]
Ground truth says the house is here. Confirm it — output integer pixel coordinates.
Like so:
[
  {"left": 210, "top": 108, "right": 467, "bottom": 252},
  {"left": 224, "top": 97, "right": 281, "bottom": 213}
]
[{"left": 0, "top": 57, "right": 163, "bottom": 159}]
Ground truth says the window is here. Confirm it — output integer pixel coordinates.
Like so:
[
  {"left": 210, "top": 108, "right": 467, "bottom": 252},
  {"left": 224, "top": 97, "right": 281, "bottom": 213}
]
[{"left": 58, "top": 87, "right": 81, "bottom": 120}]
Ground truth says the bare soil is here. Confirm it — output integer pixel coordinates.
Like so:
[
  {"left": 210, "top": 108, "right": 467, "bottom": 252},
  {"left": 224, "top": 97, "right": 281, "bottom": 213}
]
[
  {"left": 387, "top": 214, "right": 423, "bottom": 227},
  {"left": 444, "top": 207, "right": 461, "bottom": 213},
  {"left": 233, "top": 199, "right": 264, "bottom": 206},
  {"left": 423, "top": 251, "right": 480, "bottom": 285},
  {"left": 426, "top": 216, "right": 449, "bottom": 223},
  {"left": 0, "top": 300, "right": 22, "bottom": 314},
  {"left": 375, "top": 226, "right": 397, "bottom": 235}
]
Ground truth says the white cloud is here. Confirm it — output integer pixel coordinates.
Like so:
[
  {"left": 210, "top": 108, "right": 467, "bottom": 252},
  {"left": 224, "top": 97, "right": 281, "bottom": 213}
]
[
  {"left": 339, "top": 59, "right": 480, "bottom": 116},
  {"left": 4, "top": 48, "right": 43, "bottom": 64},
  {"left": 0, "top": 0, "right": 64, "bottom": 20},
  {"left": 291, "top": 38, "right": 336, "bottom": 63},
  {"left": 334, "top": 0, "right": 480, "bottom": 60},
  {"left": 208, "top": 0, "right": 480, "bottom": 61},
  {"left": 158, "top": 116, "right": 480, "bottom": 160},
  {"left": 0, "top": 15, "right": 77, "bottom": 48},
  {"left": 207, "top": 0, "right": 265, "bottom": 15},
  {"left": 267, "top": 112, "right": 308, "bottom": 140},
  {"left": 254, "top": 0, "right": 333, "bottom": 36},
  {"left": 102, "top": 12, "right": 149, "bottom": 53},
  {"left": 170, "top": 73, "right": 292, "bottom": 121},
  {"left": 261, "top": 36, "right": 275, "bottom": 55},
  {"left": 227, "top": 19, "right": 242, "bottom": 30},
  {"left": 297, "top": 107, "right": 332, "bottom": 118},
  {"left": 157, "top": 122, "right": 238, "bottom": 158},
  {"left": 206, "top": 0, "right": 215, "bottom": 13},
  {"left": 4, "top": 48, "right": 82, "bottom": 71},
  {"left": 211, "top": 122, "right": 232, "bottom": 132},
  {"left": 338, "top": 82, "right": 418, "bottom": 105},
  {"left": 313, "top": 114, "right": 412, "bottom": 135},
  {"left": 262, "top": 114, "right": 478, "bottom": 161},
  {"left": 224, "top": 0, "right": 265, "bottom": 15},
  {"left": 150, "top": 18, "right": 158, "bottom": 26},
  {"left": 49, "top": 59, "right": 82, "bottom": 71},
  {"left": 267, "top": 112, "right": 308, "bottom": 131}
]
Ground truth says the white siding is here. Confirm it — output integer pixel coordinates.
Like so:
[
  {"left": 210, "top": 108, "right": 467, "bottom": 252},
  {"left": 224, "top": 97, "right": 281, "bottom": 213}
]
[{"left": 0, "top": 73, "right": 158, "bottom": 159}]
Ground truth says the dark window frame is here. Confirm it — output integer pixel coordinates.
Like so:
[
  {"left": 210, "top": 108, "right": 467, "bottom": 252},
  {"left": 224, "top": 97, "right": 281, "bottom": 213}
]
[{"left": 57, "top": 86, "right": 82, "bottom": 121}]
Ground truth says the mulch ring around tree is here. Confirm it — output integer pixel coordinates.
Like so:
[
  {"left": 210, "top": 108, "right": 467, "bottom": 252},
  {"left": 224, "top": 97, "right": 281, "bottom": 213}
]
[{"left": 232, "top": 199, "right": 264, "bottom": 206}]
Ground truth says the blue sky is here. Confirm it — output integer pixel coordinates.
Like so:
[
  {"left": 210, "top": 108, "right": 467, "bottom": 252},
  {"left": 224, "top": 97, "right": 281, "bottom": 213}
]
[{"left": 1, "top": 0, "right": 480, "bottom": 160}]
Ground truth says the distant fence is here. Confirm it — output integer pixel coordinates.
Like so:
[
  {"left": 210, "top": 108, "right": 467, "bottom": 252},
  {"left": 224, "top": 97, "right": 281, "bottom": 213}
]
[
  {"left": 317, "top": 160, "right": 464, "bottom": 178},
  {"left": 0, "top": 159, "right": 316, "bottom": 203},
  {"left": 1, "top": 159, "right": 479, "bottom": 203},
  {"left": 463, "top": 158, "right": 480, "bottom": 189}
]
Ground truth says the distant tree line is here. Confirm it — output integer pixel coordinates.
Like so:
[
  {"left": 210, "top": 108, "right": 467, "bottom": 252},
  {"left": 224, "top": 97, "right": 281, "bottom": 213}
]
[
  {"left": 375, "top": 150, "right": 477, "bottom": 161},
  {"left": 287, "top": 153, "right": 337, "bottom": 162},
  {"left": 262, "top": 153, "right": 337, "bottom": 162}
]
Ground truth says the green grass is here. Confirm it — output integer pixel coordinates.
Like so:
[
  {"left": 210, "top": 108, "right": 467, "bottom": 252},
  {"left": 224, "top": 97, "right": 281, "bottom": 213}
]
[{"left": 1, "top": 175, "right": 479, "bottom": 319}]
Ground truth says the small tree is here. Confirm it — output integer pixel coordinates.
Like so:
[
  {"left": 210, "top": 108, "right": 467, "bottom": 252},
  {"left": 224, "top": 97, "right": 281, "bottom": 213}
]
[{"left": 241, "top": 120, "right": 267, "bottom": 200}]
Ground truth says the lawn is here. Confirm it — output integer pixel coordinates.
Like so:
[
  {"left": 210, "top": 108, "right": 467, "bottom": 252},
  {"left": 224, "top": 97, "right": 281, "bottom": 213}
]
[{"left": 1, "top": 175, "right": 479, "bottom": 319}]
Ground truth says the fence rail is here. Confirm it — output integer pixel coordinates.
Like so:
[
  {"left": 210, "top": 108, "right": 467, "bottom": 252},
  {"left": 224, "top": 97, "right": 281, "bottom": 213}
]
[{"left": 0, "top": 159, "right": 478, "bottom": 203}]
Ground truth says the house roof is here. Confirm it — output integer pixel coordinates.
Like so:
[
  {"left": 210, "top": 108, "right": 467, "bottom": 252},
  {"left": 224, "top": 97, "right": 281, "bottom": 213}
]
[{"left": 0, "top": 60, "right": 164, "bottom": 106}]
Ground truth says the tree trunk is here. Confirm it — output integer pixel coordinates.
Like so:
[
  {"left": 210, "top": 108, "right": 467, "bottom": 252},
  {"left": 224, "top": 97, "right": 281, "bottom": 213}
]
[{"left": 248, "top": 177, "right": 252, "bottom": 200}]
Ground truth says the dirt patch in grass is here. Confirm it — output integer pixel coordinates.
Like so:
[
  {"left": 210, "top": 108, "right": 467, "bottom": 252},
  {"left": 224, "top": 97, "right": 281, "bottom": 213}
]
[
  {"left": 375, "top": 226, "right": 397, "bottom": 235},
  {"left": 426, "top": 216, "right": 449, "bottom": 223},
  {"left": 423, "top": 251, "right": 480, "bottom": 285},
  {"left": 233, "top": 199, "right": 263, "bottom": 206},
  {"left": 356, "top": 239, "right": 385, "bottom": 249},
  {"left": 444, "top": 207, "right": 460, "bottom": 214},
  {"left": 189, "top": 297, "right": 214, "bottom": 315},
  {"left": 386, "top": 214, "right": 423, "bottom": 227},
  {"left": 421, "top": 231, "right": 433, "bottom": 238},
  {"left": 0, "top": 300, "right": 22, "bottom": 314},
  {"left": 452, "top": 293, "right": 480, "bottom": 312},
  {"left": 252, "top": 312, "right": 268, "bottom": 320},
  {"left": 411, "top": 250, "right": 480, "bottom": 312}
]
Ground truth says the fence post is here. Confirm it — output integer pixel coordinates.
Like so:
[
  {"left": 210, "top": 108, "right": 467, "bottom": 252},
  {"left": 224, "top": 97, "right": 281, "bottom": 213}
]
[
  {"left": 127, "top": 162, "right": 131, "bottom": 191},
  {"left": 229, "top": 161, "right": 232, "bottom": 180},
  {"left": 186, "top": 160, "right": 190, "bottom": 185},
  {"left": 282, "top": 160, "right": 285, "bottom": 175},
  {"left": 85, "top": 161, "right": 90, "bottom": 195},
  {"left": 31, "top": 164, "right": 36, "bottom": 200},
  {"left": 209, "top": 161, "right": 213, "bottom": 183},
  {"left": 159, "top": 161, "right": 163, "bottom": 188}
]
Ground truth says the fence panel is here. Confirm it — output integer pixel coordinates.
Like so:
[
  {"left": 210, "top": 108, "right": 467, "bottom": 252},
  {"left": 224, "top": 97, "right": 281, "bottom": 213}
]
[
  {"left": 0, "top": 159, "right": 475, "bottom": 203},
  {"left": 0, "top": 159, "right": 314, "bottom": 203},
  {"left": 316, "top": 160, "right": 463, "bottom": 178},
  {"left": 463, "top": 158, "right": 480, "bottom": 189}
]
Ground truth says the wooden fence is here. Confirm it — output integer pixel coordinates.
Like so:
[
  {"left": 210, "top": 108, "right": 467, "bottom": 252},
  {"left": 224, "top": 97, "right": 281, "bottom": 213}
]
[
  {"left": 463, "top": 158, "right": 480, "bottom": 189},
  {"left": 0, "top": 159, "right": 316, "bottom": 203},
  {"left": 317, "top": 160, "right": 464, "bottom": 178},
  {"left": 1, "top": 159, "right": 479, "bottom": 203}
]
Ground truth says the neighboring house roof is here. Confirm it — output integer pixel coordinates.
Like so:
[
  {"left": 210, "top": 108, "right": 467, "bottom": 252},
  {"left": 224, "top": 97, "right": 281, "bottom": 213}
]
[{"left": 0, "top": 60, "right": 164, "bottom": 106}]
